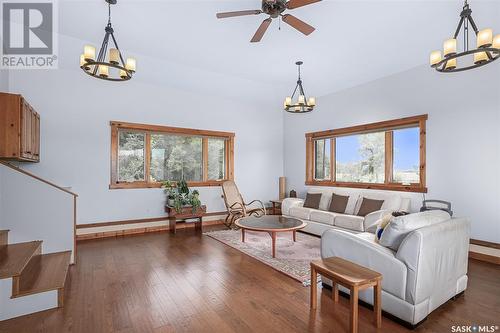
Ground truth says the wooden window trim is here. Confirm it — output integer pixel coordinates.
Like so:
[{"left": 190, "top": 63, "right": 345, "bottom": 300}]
[
  {"left": 305, "top": 115, "right": 427, "bottom": 193},
  {"left": 110, "top": 121, "right": 235, "bottom": 189}
]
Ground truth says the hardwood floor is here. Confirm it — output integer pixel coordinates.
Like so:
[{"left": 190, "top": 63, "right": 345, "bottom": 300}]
[{"left": 1, "top": 227, "right": 499, "bottom": 333}]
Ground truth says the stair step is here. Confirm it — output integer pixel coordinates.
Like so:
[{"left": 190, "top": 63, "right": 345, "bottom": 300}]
[
  {"left": 0, "top": 230, "right": 9, "bottom": 246},
  {"left": 12, "top": 251, "right": 71, "bottom": 299},
  {"left": 0, "top": 241, "right": 42, "bottom": 279}
]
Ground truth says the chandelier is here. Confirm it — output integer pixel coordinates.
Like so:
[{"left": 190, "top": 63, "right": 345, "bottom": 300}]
[
  {"left": 80, "top": 0, "right": 136, "bottom": 81},
  {"left": 284, "top": 61, "right": 315, "bottom": 113},
  {"left": 430, "top": 0, "right": 499, "bottom": 73}
]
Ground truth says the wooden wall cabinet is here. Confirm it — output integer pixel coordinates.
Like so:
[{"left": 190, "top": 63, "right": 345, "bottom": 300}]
[{"left": 0, "top": 92, "right": 40, "bottom": 162}]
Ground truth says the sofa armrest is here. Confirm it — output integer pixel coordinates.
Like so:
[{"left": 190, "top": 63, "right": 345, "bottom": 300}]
[
  {"left": 281, "top": 198, "right": 304, "bottom": 215},
  {"left": 364, "top": 209, "right": 393, "bottom": 233},
  {"left": 321, "top": 229, "right": 407, "bottom": 300},
  {"left": 396, "top": 217, "right": 470, "bottom": 305}
]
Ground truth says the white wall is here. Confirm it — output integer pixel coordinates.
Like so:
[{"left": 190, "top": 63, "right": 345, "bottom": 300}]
[
  {"left": 0, "top": 70, "right": 8, "bottom": 92},
  {"left": 284, "top": 64, "right": 500, "bottom": 243},
  {"left": 7, "top": 34, "right": 284, "bottom": 225},
  {"left": 0, "top": 164, "right": 74, "bottom": 256}
]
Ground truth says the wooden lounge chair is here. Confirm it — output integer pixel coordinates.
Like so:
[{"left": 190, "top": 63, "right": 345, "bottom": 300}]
[{"left": 221, "top": 180, "right": 266, "bottom": 228}]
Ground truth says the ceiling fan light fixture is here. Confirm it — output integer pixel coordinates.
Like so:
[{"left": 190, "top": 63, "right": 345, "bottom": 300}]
[
  {"left": 216, "top": 0, "right": 321, "bottom": 43},
  {"left": 430, "top": 0, "right": 499, "bottom": 73}
]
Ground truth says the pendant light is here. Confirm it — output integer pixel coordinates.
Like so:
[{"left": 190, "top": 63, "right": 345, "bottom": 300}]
[
  {"left": 430, "top": 0, "right": 499, "bottom": 72},
  {"left": 80, "top": 0, "right": 136, "bottom": 81},
  {"left": 284, "top": 61, "right": 316, "bottom": 113}
]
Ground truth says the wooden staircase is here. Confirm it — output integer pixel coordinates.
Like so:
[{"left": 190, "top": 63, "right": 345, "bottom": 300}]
[{"left": 0, "top": 230, "right": 71, "bottom": 318}]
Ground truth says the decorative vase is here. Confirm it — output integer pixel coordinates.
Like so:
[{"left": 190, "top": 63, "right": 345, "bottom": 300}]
[{"left": 279, "top": 177, "right": 286, "bottom": 200}]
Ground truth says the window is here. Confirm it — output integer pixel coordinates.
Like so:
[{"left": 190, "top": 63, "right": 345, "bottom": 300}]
[
  {"left": 336, "top": 132, "right": 385, "bottom": 183},
  {"left": 150, "top": 134, "right": 203, "bottom": 182},
  {"left": 314, "top": 139, "right": 331, "bottom": 180},
  {"left": 111, "top": 122, "right": 234, "bottom": 189},
  {"left": 393, "top": 127, "right": 420, "bottom": 184},
  {"left": 305, "top": 115, "right": 427, "bottom": 192},
  {"left": 207, "top": 138, "right": 226, "bottom": 180},
  {"left": 118, "top": 131, "right": 145, "bottom": 182}
]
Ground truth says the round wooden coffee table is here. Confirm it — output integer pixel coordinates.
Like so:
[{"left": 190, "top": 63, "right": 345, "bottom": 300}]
[{"left": 235, "top": 215, "right": 307, "bottom": 258}]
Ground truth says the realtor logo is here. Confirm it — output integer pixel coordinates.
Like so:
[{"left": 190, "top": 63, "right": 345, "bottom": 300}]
[{"left": 1, "top": 0, "right": 58, "bottom": 69}]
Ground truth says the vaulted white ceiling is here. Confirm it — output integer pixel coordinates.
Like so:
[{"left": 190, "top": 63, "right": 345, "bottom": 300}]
[{"left": 58, "top": 0, "right": 500, "bottom": 104}]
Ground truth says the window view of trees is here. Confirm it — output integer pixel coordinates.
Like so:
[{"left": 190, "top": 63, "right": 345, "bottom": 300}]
[
  {"left": 118, "top": 131, "right": 145, "bottom": 182},
  {"left": 306, "top": 115, "right": 426, "bottom": 191},
  {"left": 336, "top": 132, "right": 385, "bottom": 183},
  {"left": 314, "top": 139, "right": 331, "bottom": 180},
  {"left": 393, "top": 127, "right": 420, "bottom": 183},
  {"left": 114, "top": 124, "right": 232, "bottom": 187},
  {"left": 207, "top": 138, "right": 226, "bottom": 180},
  {"left": 112, "top": 123, "right": 234, "bottom": 188},
  {"left": 150, "top": 134, "right": 203, "bottom": 182}
]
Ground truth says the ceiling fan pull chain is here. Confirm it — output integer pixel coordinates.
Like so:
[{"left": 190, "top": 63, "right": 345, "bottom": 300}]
[{"left": 279, "top": 16, "right": 281, "bottom": 30}]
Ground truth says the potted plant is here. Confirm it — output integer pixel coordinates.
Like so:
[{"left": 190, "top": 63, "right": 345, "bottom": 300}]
[
  {"left": 161, "top": 180, "right": 176, "bottom": 207},
  {"left": 161, "top": 179, "right": 202, "bottom": 213}
]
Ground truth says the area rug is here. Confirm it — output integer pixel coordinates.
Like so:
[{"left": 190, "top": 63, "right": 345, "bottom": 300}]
[{"left": 204, "top": 229, "right": 321, "bottom": 285}]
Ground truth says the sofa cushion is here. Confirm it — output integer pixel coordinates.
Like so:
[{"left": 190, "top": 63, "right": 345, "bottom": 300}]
[
  {"left": 288, "top": 207, "right": 314, "bottom": 220},
  {"left": 364, "top": 209, "right": 393, "bottom": 233},
  {"left": 354, "top": 192, "right": 402, "bottom": 214},
  {"left": 309, "top": 210, "right": 338, "bottom": 225},
  {"left": 379, "top": 210, "right": 452, "bottom": 251},
  {"left": 357, "top": 198, "right": 385, "bottom": 217},
  {"left": 334, "top": 214, "right": 365, "bottom": 232},
  {"left": 328, "top": 193, "right": 349, "bottom": 213},
  {"left": 303, "top": 193, "right": 322, "bottom": 209}
]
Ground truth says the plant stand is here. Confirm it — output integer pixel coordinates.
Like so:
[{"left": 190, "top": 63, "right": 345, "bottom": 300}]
[{"left": 165, "top": 205, "right": 207, "bottom": 234}]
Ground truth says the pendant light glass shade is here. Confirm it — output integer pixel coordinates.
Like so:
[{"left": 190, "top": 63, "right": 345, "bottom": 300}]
[
  {"left": 443, "top": 39, "right": 457, "bottom": 56},
  {"left": 493, "top": 35, "right": 500, "bottom": 49},
  {"left": 84, "top": 45, "right": 96, "bottom": 61},
  {"left": 430, "top": 51, "right": 442, "bottom": 65},
  {"left": 477, "top": 28, "right": 493, "bottom": 47},
  {"left": 474, "top": 51, "right": 488, "bottom": 64}
]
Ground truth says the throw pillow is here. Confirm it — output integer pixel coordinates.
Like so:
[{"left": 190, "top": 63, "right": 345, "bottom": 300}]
[
  {"left": 303, "top": 193, "right": 322, "bottom": 209},
  {"left": 328, "top": 193, "right": 349, "bottom": 213},
  {"left": 374, "top": 214, "right": 393, "bottom": 243},
  {"left": 357, "top": 198, "right": 384, "bottom": 217},
  {"left": 379, "top": 210, "right": 452, "bottom": 251}
]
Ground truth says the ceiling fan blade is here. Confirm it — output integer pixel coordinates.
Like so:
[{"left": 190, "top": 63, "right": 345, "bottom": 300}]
[
  {"left": 216, "top": 10, "right": 262, "bottom": 19},
  {"left": 281, "top": 14, "right": 315, "bottom": 35},
  {"left": 286, "top": 0, "right": 321, "bottom": 10},
  {"left": 250, "top": 18, "right": 272, "bottom": 43}
]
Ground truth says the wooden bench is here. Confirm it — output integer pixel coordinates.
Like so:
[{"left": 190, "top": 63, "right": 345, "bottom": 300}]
[{"left": 310, "top": 257, "right": 382, "bottom": 333}]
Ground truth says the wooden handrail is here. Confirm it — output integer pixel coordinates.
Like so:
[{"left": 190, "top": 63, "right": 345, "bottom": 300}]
[{"left": 0, "top": 161, "right": 78, "bottom": 197}]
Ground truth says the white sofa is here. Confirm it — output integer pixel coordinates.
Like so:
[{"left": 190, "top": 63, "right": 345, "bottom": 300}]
[
  {"left": 282, "top": 187, "right": 412, "bottom": 236},
  {"left": 321, "top": 217, "right": 469, "bottom": 326},
  {"left": 283, "top": 188, "right": 470, "bottom": 326}
]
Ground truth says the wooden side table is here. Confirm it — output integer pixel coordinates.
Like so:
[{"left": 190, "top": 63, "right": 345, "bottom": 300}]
[
  {"left": 310, "top": 257, "right": 382, "bottom": 333},
  {"left": 270, "top": 199, "right": 283, "bottom": 215},
  {"left": 165, "top": 205, "right": 207, "bottom": 234}
]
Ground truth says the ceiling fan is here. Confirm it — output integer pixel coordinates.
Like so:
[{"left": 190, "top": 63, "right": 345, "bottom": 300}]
[{"left": 216, "top": 0, "right": 321, "bottom": 43}]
